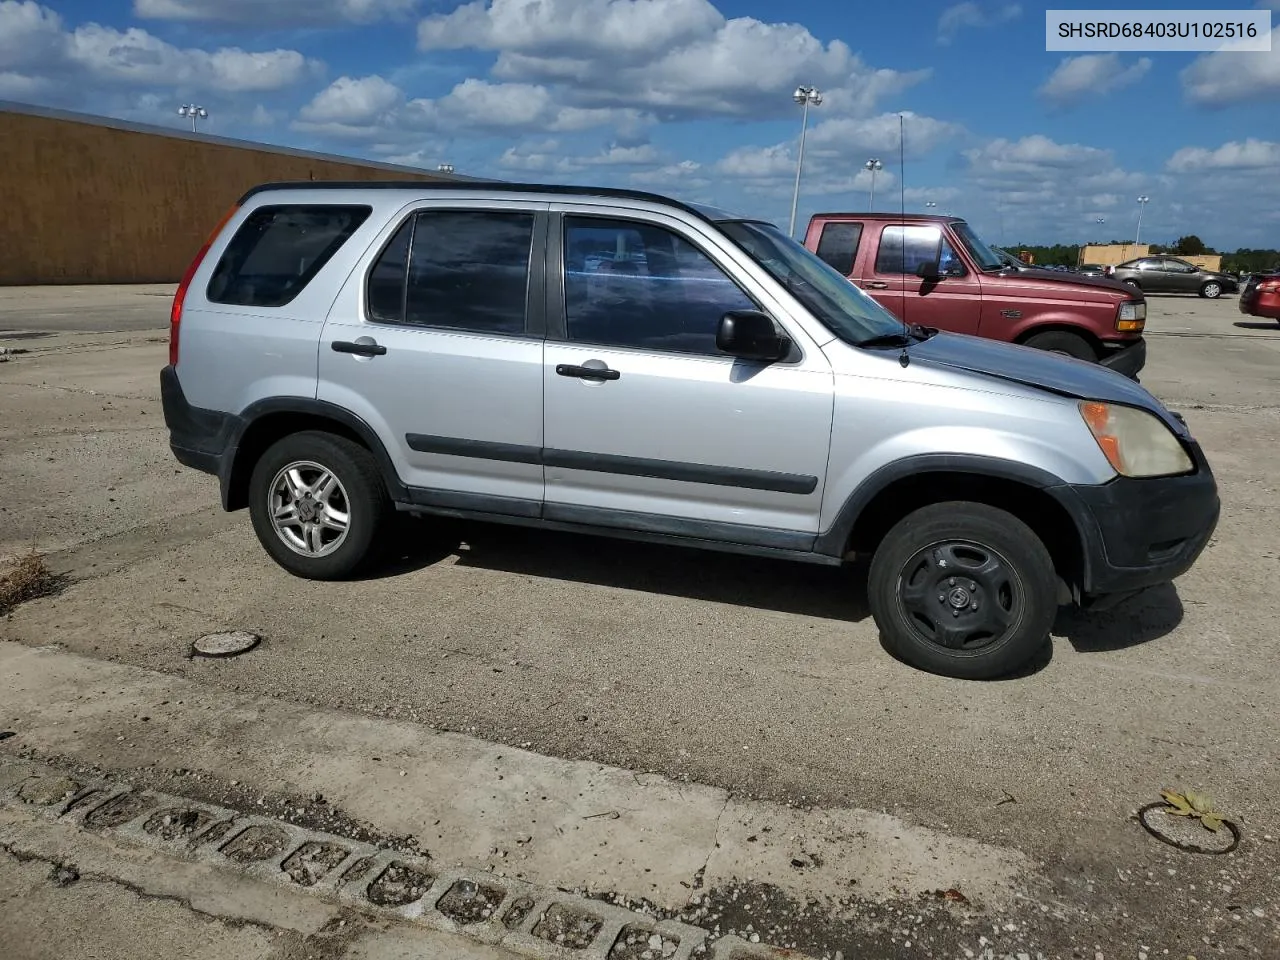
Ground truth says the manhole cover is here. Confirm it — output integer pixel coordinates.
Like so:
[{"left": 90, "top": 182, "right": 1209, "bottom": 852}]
[{"left": 192, "top": 631, "right": 260, "bottom": 658}]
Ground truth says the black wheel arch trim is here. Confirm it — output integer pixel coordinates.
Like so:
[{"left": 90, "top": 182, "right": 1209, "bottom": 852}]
[
  {"left": 813, "top": 453, "right": 1074, "bottom": 557},
  {"left": 221, "top": 397, "right": 409, "bottom": 511}
]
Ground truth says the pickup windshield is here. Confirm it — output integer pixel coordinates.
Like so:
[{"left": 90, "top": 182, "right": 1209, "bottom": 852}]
[
  {"left": 952, "top": 221, "right": 1006, "bottom": 271},
  {"left": 718, "top": 221, "right": 904, "bottom": 344}
]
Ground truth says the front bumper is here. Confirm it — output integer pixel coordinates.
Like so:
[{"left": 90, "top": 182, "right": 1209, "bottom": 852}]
[
  {"left": 1097, "top": 337, "right": 1147, "bottom": 380},
  {"left": 1050, "top": 439, "right": 1219, "bottom": 599}
]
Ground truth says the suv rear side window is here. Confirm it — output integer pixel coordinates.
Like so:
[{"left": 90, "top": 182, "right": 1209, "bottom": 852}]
[
  {"left": 206, "top": 205, "right": 371, "bottom": 307},
  {"left": 366, "top": 210, "right": 534, "bottom": 336},
  {"left": 814, "top": 222, "right": 863, "bottom": 275}
]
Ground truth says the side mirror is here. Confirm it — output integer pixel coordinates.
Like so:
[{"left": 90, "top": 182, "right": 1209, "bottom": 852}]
[
  {"left": 915, "top": 260, "right": 941, "bottom": 280},
  {"left": 716, "top": 310, "right": 791, "bottom": 362}
]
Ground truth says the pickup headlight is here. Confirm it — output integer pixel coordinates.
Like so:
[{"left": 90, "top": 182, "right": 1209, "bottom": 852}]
[
  {"left": 1116, "top": 300, "right": 1146, "bottom": 332},
  {"left": 1079, "top": 401, "right": 1193, "bottom": 477}
]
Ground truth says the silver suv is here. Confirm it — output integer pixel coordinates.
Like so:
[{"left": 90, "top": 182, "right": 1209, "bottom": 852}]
[{"left": 162, "top": 182, "right": 1219, "bottom": 680}]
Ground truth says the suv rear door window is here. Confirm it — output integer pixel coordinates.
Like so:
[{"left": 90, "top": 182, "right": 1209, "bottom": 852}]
[
  {"left": 366, "top": 210, "right": 535, "bottom": 335},
  {"left": 814, "top": 222, "right": 863, "bottom": 275},
  {"left": 207, "top": 205, "right": 371, "bottom": 307}
]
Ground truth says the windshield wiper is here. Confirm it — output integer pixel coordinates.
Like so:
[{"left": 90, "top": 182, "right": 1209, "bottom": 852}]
[{"left": 856, "top": 323, "right": 936, "bottom": 348}]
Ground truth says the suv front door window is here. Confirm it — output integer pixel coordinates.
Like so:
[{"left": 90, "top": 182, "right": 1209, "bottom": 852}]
[{"left": 542, "top": 212, "right": 835, "bottom": 537}]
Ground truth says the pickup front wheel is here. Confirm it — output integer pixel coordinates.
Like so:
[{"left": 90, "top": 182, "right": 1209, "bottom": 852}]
[
  {"left": 1021, "top": 330, "right": 1097, "bottom": 361},
  {"left": 867, "top": 502, "right": 1057, "bottom": 680}
]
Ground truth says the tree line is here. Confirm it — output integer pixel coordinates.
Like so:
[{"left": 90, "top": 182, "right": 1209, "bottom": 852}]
[{"left": 1007, "top": 235, "right": 1280, "bottom": 273}]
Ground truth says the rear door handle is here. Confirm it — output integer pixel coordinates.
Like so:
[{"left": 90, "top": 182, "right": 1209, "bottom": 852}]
[
  {"left": 332, "top": 340, "right": 387, "bottom": 357},
  {"left": 556, "top": 363, "right": 620, "bottom": 381},
  {"left": 864, "top": 281, "right": 889, "bottom": 289}
]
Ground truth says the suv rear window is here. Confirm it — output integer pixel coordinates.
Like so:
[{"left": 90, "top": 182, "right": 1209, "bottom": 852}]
[{"left": 206, "top": 205, "right": 371, "bottom": 308}]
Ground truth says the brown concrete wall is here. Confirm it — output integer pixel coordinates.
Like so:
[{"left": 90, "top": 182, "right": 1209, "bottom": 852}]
[{"left": 0, "top": 111, "right": 450, "bottom": 285}]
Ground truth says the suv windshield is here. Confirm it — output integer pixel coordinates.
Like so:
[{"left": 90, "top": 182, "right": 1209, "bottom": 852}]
[
  {"left": 952, "top": 221, "right": 1005, "bottom": 270},
  {"left": 718, "top": 220, "right": 903, "bottom": 344}
]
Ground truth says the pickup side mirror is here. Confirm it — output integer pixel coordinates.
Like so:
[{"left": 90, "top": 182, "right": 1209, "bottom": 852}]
[
  {"left": 716, "top": 310, "right": 791, "bottom": 362},
  {"left": 915, "top": 260, "right": 941, "bottom": 280}
]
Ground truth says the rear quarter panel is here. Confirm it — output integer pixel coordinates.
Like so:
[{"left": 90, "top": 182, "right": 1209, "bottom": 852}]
[{"left": 174, "top": 192, "right": 404, "bottom": 416}]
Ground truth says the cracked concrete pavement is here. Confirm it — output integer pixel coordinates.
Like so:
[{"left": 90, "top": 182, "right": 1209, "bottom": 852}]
[{"left": 2, "top": 287, "right": 1280, "bottom": 958}]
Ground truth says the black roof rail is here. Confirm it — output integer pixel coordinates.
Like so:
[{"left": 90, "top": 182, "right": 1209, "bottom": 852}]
[{"left": 235, "top": 180, "right": 718, "bottom": 227}]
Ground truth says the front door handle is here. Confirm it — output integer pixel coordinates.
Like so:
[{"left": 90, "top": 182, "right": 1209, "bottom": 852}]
[
  {"left": 864, "top": 281, "right": 889, "bottom": 289},
  {"left": 556, "top": 363, "right": 620, "bottom": 381},
  {"left": 332, "top": 340, "right": 387, "bottom": 357}
]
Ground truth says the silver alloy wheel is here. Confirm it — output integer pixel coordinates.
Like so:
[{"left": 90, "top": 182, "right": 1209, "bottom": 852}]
[
  {"left": 268, "top": 460, "right": 351, "bottom": 558},
  {"left": 1203, "top": 282, "right": 1221, "bottom": 298}
]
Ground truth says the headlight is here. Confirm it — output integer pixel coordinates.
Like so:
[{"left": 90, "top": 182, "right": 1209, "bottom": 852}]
[
  {"left": 1116, "top": 300, "right": 1146, "bottom": 331},
  {"left": 1079, "top": 401, "right": 1193, "bottom": 477}
]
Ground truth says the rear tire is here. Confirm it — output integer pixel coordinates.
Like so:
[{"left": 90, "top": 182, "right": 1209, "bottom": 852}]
[
  {"left": 1021, "top": 330, "right": 1097, "bottom": 361},
  {"left": 1199, "top": 281, "right": 1222, "bottom": 299},
  {"left": 248, "top": 431, "right": 390, "bottom": 580},
  {"left": 867, "top": 502, "right": 1058, "bottom": 680}
]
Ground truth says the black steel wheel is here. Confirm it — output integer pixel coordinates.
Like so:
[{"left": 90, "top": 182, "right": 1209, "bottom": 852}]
[{"left": 868, "top": 502, "right": 1058, "bottom": 679}]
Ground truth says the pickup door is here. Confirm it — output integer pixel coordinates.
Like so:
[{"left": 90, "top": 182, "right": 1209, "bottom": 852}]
[{"left": 811, "top": 219, "right": 983, "bottom": 336}]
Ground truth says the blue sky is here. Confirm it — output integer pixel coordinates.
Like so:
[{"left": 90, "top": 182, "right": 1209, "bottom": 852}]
[{"left": 3, "top": 0, "right": 1279, "bottom": 248}]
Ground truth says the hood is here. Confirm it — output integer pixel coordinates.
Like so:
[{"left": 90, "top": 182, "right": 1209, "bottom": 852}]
[
  {"left": 904, "top": 332, "right": 1187, "bottom": 434},
  {"left": 992, "top": 267, "right": 1135, "bottom": 295}
]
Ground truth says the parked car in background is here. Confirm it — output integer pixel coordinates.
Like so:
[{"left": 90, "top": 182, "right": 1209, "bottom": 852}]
[
  {"left": 1077, "top": 264, "right": 1106, "bottom": 278},
  {"left": 805, "top": 212, "right": 1148, "bottom": 376},
  {"left": 1239, "top": 271, "right": 1280, "bottom": 322},
  {"left": 163, "top": 181, "right": 1218, "bottom": 680},
  {"left": 1108, "top": 256, "right": 1239, "bottom": 298}
]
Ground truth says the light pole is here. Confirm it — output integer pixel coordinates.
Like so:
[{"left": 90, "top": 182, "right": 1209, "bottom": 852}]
[
  {"left": 865, "top": 158, "right": 883, "bottom": 210},
  {"left": 437, "top": 163, "right": 454, "bottom": 174},
  {"left": 924, "top": 201, "right": 937, "bottom": 212},
  {"left": 1135, "top": 196, "right": 1150, "bottom": 245},
  {"left": 177, "top": 104, "right": 208, "bottom": 132},
  {"left": 788, "top": 85, "right": 823, "bottom": 238}
]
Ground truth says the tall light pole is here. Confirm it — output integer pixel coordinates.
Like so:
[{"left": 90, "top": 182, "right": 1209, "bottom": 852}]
[
  {"left": 437, "top": 163, "right": 454, "bottom": 174},
  {"left": 177, "top": 104, "right": 208, "bottom": 132},
  {"left": 865, "top": 158, "right": 883, "bottom": 210},
  {"left": 924, "top": 200, "right": 937, "bottom": 212},
  {"left": 788, "top": 85, "right": 823, "bottom": 238},
  {"left": 1135, "top": 196, "right": 1150, "bottom": 245}
]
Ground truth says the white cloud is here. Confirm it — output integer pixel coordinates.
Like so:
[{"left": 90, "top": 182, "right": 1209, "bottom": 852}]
[
  {"left": 299, "top": 74, "right": 402, "bottom": 125},
  {"left": 807, "top": 112, "right": 966, "bottom": 158},
  {"left": 1039, "top": 54, "right": 1151, "bottom": 106},
  {"left": 0, "top": 1, "right": 66, "bottom": 70},
  {"left": 1167, "top": 139, "right": 1280, "bottom": 172},
  {"left": 419, "top": 0, "right": 928, "bottom": 120},
  {"left": 420, "top": 0, "right": 723, "bottom": 61},
  {"left": 294, "top": 74, "right": 654, "bottom": 141},
  {"left": 134, "top": 0, "right": 417, "bottom": 24},
  {"left": 0, "top": 1, "right": 320, "bottom": 97},
  {"left": 963, "top": 134, "right": 1113, "bottom": 177},
  {"left": 630, "top": 160, "right": 709, "bottom": 188},
  {"left": 937, "top": 2, "right": 1021, "bottom": 44},
  {"left": 1181, "top": 42, "right": 1280, "bottom": 106}
]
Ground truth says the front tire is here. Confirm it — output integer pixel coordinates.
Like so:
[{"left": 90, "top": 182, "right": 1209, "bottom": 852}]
[
  {"left": 248, "top": 431, "right": 390, "bottom": 580},
  {"left": 867, "top": 502, "right": 1058, "bottom": 680},
  {"left": 1021, "top": 330, "right": 1097, "bottom": 361},
  {"left": 1200, "top": 281, "right": 1222, "bottom": 299}
]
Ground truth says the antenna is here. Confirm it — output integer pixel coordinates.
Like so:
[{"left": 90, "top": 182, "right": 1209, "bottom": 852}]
[{"left": 897, "top": 112, "right": 910, "bottom": 368}]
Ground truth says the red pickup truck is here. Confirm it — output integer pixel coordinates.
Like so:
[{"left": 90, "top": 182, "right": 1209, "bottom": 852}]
[{"left": 803, "top": 213, "right": 1148, "bottom": 377}]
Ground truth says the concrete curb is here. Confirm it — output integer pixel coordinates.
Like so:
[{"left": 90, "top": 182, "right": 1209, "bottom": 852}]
[{"left": 0, "top": 759, "right": 810, "bottom": 960}]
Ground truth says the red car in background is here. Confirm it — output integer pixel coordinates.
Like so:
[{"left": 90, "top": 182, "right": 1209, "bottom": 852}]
[{"left": 1239, "top": 272, "right": 1280, "bottom": 323}]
